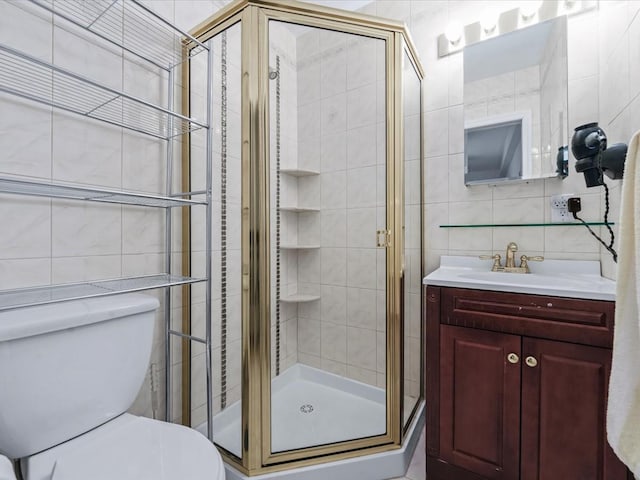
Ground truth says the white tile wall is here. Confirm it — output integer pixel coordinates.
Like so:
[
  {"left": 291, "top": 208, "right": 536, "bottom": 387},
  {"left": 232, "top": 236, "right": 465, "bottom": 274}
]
[{"left": 0, "top": 0, "right": 222, "bottom": 425}]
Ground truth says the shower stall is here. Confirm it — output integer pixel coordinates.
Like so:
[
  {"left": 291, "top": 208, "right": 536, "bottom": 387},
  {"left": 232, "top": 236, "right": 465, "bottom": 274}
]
[{"left": 181, "top": 0, "right": 424, "bottom": 476}]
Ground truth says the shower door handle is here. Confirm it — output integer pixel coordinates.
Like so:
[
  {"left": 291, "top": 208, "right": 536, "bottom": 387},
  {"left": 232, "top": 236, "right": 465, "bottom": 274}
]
[{"left": 376, "top": 229, "right": 391, "bottom": 248}]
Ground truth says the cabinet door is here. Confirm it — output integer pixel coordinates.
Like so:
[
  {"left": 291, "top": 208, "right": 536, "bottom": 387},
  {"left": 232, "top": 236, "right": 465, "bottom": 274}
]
[
  {"left": 440, "top": 325, "right": 521, "bottom": 479},
  {"left": 521, "top": 338, "right": 627, "bottom": 480}
]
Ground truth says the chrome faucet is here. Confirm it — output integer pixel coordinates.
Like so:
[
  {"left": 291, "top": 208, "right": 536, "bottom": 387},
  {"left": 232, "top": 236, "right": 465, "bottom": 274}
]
[{"left": 480, "top": 242, "right": 544, "bottom": 273}]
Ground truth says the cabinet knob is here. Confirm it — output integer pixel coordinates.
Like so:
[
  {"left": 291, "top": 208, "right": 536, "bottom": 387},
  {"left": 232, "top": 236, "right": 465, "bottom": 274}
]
[
  {"left": 525, "top": 356, "right": 538, "bottom": 367},
  {"left": 507, "top": 353, "right": 519, "bottom": 364}
]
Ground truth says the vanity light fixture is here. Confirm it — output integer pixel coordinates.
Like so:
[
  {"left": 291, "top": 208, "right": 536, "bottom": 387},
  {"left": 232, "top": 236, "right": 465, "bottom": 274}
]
[{"left": 437, "top": 0, "right": 596, "bottom": 58}]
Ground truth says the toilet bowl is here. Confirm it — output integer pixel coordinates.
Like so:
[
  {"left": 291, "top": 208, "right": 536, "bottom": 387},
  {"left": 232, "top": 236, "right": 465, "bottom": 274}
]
[
  {"left": 22, "top": 415, "right": 225, "bottom": 480},
  {"left": 0, "top": 294, "right": 225, "bottom": 480}
]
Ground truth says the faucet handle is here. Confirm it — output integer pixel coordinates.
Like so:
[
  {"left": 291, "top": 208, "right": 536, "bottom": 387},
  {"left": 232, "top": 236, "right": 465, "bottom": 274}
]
[
  {"left": 519, "top": 255, "right": 544, "bottom": 272},
  {"left": 521, "top": 255, "right": 544, "bottom": 263},
  {"left": 480, "top": 254, "right": 502, "bottom": 271}
]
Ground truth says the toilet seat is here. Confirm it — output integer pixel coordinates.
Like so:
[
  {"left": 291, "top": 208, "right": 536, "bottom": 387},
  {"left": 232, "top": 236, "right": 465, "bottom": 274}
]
[{"left": 23, "top": 414, "right": 225, "bottom": 480}]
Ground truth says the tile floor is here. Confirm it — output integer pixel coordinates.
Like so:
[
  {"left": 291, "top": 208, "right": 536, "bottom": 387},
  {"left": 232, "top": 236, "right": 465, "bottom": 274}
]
[{"left": 392, "top": 426, "right": 425, "bottom": 480}]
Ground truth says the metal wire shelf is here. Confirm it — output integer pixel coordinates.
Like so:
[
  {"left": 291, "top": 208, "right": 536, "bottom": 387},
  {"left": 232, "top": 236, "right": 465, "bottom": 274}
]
[
  {"left": 0, "top": 43, "right": 207, "bottom": 139},
  {"left": 0, "top": 274, "right": 205, "bottom": 311},
  {"left": 29, "top": 0, "right": 208, "bottom": 70},
  {"left": 0, "top": 176, "right": 206, "bottom": 208}
]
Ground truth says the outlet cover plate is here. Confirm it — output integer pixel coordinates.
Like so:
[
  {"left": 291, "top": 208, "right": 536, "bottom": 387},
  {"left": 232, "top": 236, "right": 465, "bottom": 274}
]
[{"left": 550, "top": 194, "right": 574, "bottom": 222}]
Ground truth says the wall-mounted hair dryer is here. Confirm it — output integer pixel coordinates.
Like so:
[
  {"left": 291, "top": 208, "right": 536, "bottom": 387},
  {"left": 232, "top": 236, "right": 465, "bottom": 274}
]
[{"left": 571, "top": 122, "right": 628, "bottom": 187}]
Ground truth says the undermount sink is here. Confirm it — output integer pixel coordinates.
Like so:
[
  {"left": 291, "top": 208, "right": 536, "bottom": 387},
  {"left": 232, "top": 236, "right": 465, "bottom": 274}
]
[{"left": 423, "top": 256, "right": 616, "bottom": 301}]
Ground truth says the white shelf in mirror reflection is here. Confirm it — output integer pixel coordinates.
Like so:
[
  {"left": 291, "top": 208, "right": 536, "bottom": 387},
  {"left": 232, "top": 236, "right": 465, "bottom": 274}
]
[
  {"left": 280, "top": 294, "right": 320, "bottom": 303},
  {"left": 279, "top": 168, "right": 320, "bottom": 177},
  {"left": 279, "top": 206, "right": 320, "bottom": 213},
  {"left": 280, "top": 244, "right": 320, "bottom": 250}
]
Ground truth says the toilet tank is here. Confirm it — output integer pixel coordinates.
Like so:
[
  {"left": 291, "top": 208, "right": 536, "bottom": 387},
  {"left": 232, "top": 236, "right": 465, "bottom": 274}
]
[{"left": 0, "top": 293, "right": 159, "bottom": 459}]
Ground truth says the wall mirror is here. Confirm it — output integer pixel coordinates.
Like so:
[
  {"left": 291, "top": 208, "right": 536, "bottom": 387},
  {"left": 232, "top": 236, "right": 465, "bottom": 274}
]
[{"left": 463, "top": 16, "right": 568, "bottom": 185}]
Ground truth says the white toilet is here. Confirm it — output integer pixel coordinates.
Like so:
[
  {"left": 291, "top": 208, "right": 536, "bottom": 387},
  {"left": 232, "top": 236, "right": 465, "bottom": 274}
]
[{"left": 0, "top": 294, "right": 225, "bottom": 480}]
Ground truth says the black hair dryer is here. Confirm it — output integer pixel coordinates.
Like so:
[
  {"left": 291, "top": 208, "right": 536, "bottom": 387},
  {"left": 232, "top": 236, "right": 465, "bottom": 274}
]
[{"left": 571, "top": 122, "right": 628, "bottom": 187}]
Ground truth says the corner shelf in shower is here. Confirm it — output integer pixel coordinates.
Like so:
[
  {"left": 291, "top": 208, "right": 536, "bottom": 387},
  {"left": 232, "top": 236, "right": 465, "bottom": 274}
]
[
  {"left": 280, "top": 294, "right": 320, "bottom": 303},
  {"left": 279, "top": 168, "right": 320, "bottom": 177},
  {"left": 279, "top": 206, "right": 320, "bottom": 213},
  {"left": 0, "top": 176, "right": 206, "bottom": 208},
  {"left": 280, "top": 244, "right": 321, "bottom": 250},
  {"left": 0, "top": 274, "right": 206, "bottom": 311},
  {"left": 0, "top": 43, "right": 208, "bottom": 140}
]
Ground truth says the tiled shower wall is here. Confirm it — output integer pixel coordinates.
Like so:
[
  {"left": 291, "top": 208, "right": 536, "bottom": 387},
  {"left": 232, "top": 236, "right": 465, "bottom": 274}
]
[
  {"left": 269, "top": 22, "right": 300, "bottom": 377},
  {"left": 294, "top": 27, "right": 388, "bottom": 388}
]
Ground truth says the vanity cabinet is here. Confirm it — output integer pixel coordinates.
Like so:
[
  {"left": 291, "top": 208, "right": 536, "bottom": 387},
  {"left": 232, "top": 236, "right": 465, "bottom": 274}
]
[{"left": 426, "top": 286, "right": 629, "bottom": 480}]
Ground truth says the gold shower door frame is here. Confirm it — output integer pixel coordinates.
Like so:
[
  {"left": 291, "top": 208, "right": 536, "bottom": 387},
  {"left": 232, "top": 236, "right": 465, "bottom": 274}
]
[{"left": 183, "top": 0, "right": 425, "bottom": 475}]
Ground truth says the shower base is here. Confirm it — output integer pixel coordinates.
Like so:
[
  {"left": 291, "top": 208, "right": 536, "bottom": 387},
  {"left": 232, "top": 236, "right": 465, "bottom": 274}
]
[{"left": 197, "top": 364, "right": 425, "bottom": 480}]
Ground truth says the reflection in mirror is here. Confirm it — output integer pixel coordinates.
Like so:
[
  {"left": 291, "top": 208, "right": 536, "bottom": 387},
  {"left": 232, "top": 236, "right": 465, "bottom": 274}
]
[
  {"left": 465, "top": 112, "right": 529, "bottom": 184},
  {"left": 463, "top": 16, "right": 568, "bottom": 185}
]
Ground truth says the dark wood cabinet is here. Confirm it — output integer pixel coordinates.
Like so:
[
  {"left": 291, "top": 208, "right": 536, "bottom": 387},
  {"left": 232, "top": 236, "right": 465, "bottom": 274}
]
[
  {"left": 440, "top": 326, "right": 521, "bottom": 480},
  {"left": 426, "top": 286, "right": 629, "bottom": 480}
]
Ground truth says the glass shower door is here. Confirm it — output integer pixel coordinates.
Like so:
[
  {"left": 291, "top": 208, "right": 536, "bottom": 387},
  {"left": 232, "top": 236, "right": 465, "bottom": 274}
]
[{"left": 267, "top": 18, "right": 388, "bottom": 454}]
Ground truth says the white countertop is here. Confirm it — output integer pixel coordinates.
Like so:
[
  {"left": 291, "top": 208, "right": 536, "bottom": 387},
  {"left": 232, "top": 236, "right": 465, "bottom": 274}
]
[{"left": 423, "top": 256, "right": 616, "bottom": 301}]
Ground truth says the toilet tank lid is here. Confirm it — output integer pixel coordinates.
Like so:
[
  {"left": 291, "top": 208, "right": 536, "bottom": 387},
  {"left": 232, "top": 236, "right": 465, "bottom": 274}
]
[{"left": 0, "top": 294, "right": 159, "bottom": 342}]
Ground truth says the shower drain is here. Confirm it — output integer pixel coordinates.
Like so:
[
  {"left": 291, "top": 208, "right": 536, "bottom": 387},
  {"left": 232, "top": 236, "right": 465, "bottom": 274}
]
[{"left": 299, "top": 404, "right": 314, "bottom": 414}]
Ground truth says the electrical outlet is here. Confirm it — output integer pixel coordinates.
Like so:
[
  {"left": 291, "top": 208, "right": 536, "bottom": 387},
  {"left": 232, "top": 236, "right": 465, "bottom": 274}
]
[{"left": 550, "top": 194, "right": 574, "bottom": 222}]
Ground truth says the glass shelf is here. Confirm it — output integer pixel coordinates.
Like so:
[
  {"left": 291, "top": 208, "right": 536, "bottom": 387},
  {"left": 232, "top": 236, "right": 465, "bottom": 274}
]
[
  {"left": 280, "top": 294, "right": 320, "bottom": 303},
  {"left": 0, "top": 274, "right": 205, "bottom": 311},
  {"left": 440, "top": 222, "right": 615, "bottom": 228},
  {"left": 0, "top": 176, "right": 206, "bottom": 208},
  {"left": 0, "top": 44, "right": 207, "bottom": 139},
  {"left": 29, "top": 0, "right": 209, "bottom": 70}
]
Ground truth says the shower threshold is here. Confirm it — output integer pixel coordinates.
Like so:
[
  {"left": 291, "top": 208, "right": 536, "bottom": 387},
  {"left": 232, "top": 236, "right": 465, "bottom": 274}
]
[{"left": 197, "top": 364, "right": 425, "bottom": 480}]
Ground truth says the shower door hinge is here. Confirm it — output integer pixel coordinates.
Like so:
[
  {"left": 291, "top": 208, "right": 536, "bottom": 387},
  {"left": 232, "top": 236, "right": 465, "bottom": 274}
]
[{"left": 376, "top": 229, "right": 391, "bottom": 248}]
